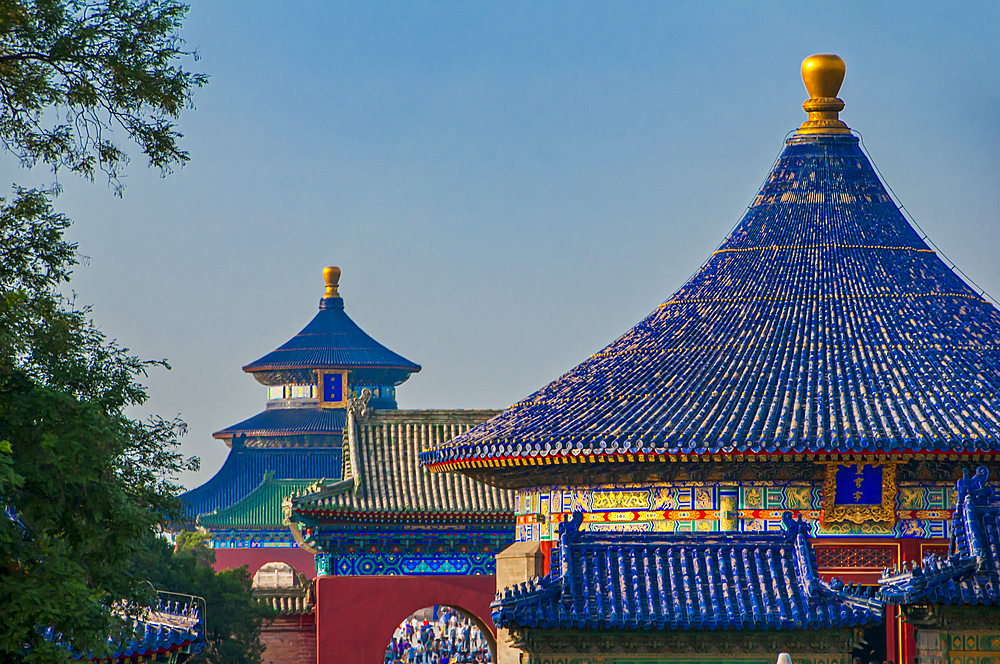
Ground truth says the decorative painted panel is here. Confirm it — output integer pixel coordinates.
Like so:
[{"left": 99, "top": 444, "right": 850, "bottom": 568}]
[
  {"left": 307, "top": 525, "right": 513, "bottom": 556},
  {"left": 814, "top": 544, "right": 897, "bottom": 570},
  {"left": 315, "top": 553, "right": 495, "bottom": 576},
  {"left": 209, "top": 529, "right": 299, "bottom": 548},
  {"left": 516, "top": 481, "right": 955, "bottom": 542},
  {"left": 940, "top": 629, "right": 1000, "bottom": 664}
]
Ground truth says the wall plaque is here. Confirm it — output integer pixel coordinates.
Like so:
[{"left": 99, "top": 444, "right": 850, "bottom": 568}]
[
  {"left": 317, "top": 370, "right": 349, "bottom": 409},
  {"left": 821, "top": 461, "right": 897, "bottom": 525}
]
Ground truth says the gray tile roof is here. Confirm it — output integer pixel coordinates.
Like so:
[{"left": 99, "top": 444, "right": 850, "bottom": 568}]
[{"left": 290, "top": 410, "right": 513, "bottom": 517}]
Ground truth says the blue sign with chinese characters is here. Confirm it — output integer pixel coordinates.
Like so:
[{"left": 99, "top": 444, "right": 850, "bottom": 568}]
[
  {"left": 322, "top": 372, "right": 344, "bottom": 404},
  {"left": 833, "top": 463, "right": 882, "bottom": 505}
]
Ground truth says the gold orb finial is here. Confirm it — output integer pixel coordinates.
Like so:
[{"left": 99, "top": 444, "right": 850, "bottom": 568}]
[
  {"left": 797, "top": 53, "right": 850, "bottom": 134},
  {"left": 323, "top": 266, "right": 341, "bottom": 299}
]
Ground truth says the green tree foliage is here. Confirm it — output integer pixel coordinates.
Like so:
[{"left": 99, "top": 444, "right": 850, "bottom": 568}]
[
  {"left": 132, "top": 535, "right": 275, "bottom": 664},
  {"left": 0, "top": 188, "right": 199, "bottom": 661},
  {"left": 0, "top": 0, "right": 207, "bottom": 190},
  {"left": 0, "top": 1, "right": 206, "bottom": 661}
]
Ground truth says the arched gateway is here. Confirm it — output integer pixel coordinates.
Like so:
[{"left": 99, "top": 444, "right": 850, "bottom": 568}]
[
  {"left": 316, "top": 578, "right": 498, "bottom": 664},
  {"left": 286, "top": 406, "right": 514, "bottom": 664}
]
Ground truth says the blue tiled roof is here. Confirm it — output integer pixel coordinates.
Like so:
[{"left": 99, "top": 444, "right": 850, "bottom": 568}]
[
  {"left": 179, "top": 441, "right": 342, "bottom": 519},
  {"left": 212, "top": 406, "right": 347, "bottom": 439},
  {"left": 44, "top": 595, "right": 204, "bottom": 662},
  {"left": 243, "top": 296, "right": 420, "bottom": 386},
  {"left": 879, "top": 467, "right": 1000, "bottom": 606},
  {"left": 493, "top": 511, "right": 882, "bottom": 632},
  {"left": 425, "top": 132, "right": 1000, "bottom": 472},
  {"left": 98, "top": 598, "right": 204, "bottom": 662}
]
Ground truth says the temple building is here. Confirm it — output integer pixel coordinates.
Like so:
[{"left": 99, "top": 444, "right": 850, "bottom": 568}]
[
  {"left": 179, "top": 268, "right": 517, "bottom": 664},
  {"left": 421, "top": 54, "right": 1000, "bottom": 664},
  {"left": 284, "top": 407, "right": 515, "bottom": 664},
  {"left": 180, "top": 266, "right": 421, "bottom": 576}
]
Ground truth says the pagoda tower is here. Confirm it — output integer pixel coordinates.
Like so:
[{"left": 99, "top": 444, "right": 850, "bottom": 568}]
[
  {"left": 422, "top": 55, "right": 1000, "bottom": 664},
  {"left": 182, "top": 268, "right": 516, "bottom": 664},
  {"left": 181, "top": 266, "right": 421, "bottom": 575}
]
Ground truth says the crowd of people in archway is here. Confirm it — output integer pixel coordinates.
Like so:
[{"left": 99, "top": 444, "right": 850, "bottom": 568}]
[{"left": 384, "top": 606, "right": 491, "bottom": 663}]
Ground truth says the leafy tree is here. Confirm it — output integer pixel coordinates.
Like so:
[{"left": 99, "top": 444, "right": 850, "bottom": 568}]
[
  {"left": 0, "top": 1, "right": 205, "bottom": 661},
  {"left": 0, "top": 0, "right": 207, "bottom": 191},
  {"left": 0, "top": 188, "right": 198, "bottom": 661},
  {"left": 132, "top": 534, "right": 275, "bottom": 664}
]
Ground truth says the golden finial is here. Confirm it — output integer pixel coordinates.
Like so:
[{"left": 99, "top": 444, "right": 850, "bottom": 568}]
[
  {"left": 323, "top": 266, "right": 341, "bottom": 298},
  {"left": 797, "top": 53, "right": 850, "bottom": 134}
]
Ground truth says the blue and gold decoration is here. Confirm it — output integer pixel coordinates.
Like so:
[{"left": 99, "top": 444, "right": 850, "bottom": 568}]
[
  {"left": 318, "top": 370, "right": 348, "bottom": 408},
  {"left": 515, "top": 478, "right": 950, "bottom": 541},
  {"left": 316, "top": 553, "right": 497, "bottom": 576},
  {"left": 822, "top": 462, "right": 897, "bottom": 525}
]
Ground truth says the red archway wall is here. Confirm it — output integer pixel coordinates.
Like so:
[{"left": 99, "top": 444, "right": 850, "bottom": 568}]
[
  {"left": 212, "top": 547, "right": 317, "bottom": 579},
  {"left": 315, "top": 575, "right": 497, "bottom": 664}
]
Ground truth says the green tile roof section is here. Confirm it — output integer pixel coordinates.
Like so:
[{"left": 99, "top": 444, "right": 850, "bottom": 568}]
[
  {"left": 197, "top": 476, "right": 321, "bottom": 530},
  {"left": 291, "top": 410, "right": 513, "bottom": 518}
]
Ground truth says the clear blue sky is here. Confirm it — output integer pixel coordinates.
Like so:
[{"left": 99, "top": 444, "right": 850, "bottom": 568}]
[{"left": 7, "top": 2, "right": 999, "bottom": 487}]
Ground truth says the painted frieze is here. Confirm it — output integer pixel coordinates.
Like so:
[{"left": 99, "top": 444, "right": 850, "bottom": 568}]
[{"left": 514, "top": 480, "right": 961, "bottom": 542}]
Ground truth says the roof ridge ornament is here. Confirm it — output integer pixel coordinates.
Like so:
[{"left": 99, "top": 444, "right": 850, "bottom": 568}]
[
  {"left": 797, "top": 53, "right": 851, "bottom": 135},
  {"left": 322, "top": 266, "right": 341, "bottom": 299}
]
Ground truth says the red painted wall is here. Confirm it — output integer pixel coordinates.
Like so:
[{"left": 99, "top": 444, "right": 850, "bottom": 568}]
[
  {"left": 213, "top": 547, "right": 317, "bottom": 579},
  {"left": 262, "top": 614, "right": 316, "bottom": 664},
  {"left": 315, "top": 575, "right": 497, "bottom": 664}
]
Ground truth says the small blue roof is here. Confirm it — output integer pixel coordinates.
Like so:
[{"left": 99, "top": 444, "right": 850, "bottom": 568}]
[
  {"left": 45, "top": 595, "right": 204, "bottom": 662},
  {"left": 212, "top": 406, "right": 346, "bottom": 440},
  {"left": 879, "top": 467, "right": 1000, "bottom": 606},
  {"left": 178, "top": 442, "right": 342, "bottom": 519},
  {"left": 243, "top": 283, "right": 420, "bottom": 387},
  {"left": 493, "top": 511, "right": 882, "bottom": 632},
  {"left": 98, "top": 598, "right": 204, "bottom": 662}
]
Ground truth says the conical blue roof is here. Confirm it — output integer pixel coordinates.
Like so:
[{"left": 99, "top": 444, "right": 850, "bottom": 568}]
[
  {"left": 243, "top": 287, "right": 420, "bottom": 387},
  {"left": 423, "top": 87, "right": 1000, "bottom": 476}
]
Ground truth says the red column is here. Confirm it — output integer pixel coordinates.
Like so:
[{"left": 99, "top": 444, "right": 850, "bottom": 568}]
[
  {"left": 540, "top": 541, "right": 554, "bottom": 576},
  {"left": 885, "top": 604, "right": 898, "bottom": 663},
  {"left": 896, "top": 539, "right": 923, "bottom": 664}
]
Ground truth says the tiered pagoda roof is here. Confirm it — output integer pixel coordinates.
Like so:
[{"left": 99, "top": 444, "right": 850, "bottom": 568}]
[
  {"left": 879, "top": 467, "right": 1000, "bottom": 606},
  {"left": 423, "top": 54, "right": 1000, "bottom": 486},
  {"left": 288, "top": 410, "right": 513, "bottom": 533},
  {"left": 182, "top": 267, "right": 420, "bottom": 519},
  {"left": 242, "top": 266, "right": 420, "bottom": 388},
  {"left": 493, "top": 511, "right": 882, "bottom": 631},
  {"left": 196, "top": 475, "right": 318, "bottom": 531},
  {"left": 212, "top": 407, "right": 346, "bottom": 441}
]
